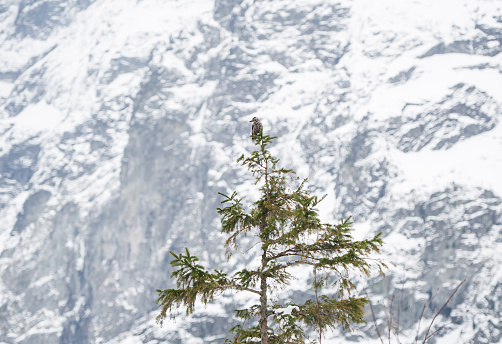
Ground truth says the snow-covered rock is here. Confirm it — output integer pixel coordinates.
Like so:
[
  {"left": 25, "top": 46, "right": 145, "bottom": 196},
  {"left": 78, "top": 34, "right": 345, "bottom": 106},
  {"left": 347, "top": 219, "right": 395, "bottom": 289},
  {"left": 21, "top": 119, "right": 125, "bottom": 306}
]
[{"left": 0, "top": 0, "right": 501, "bottom": 343}]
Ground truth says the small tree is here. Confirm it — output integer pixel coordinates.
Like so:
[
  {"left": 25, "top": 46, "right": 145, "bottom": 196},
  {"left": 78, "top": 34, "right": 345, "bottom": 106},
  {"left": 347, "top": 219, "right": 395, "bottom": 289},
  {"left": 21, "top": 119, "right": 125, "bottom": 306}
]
[{"left": 156, "top": 134, "right": 386, "bottom": 343}]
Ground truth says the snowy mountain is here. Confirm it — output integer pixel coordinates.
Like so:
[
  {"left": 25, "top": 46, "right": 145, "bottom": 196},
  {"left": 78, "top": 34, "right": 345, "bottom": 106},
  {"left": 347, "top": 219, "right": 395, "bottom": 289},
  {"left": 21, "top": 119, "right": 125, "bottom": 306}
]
[{"left": 0, "top": 0, "right": 501, "bottom": 343}]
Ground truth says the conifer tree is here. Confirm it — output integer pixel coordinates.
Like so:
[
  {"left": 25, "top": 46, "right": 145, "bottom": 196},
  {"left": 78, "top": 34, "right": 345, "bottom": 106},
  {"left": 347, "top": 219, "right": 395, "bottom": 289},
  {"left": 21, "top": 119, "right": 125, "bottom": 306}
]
[{"left": 156, "top": 134, "right": 386, "bottom": 343}]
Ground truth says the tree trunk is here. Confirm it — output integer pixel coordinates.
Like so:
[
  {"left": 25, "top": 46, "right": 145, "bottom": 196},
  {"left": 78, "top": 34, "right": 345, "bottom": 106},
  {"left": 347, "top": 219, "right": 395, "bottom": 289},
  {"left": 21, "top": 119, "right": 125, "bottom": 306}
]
[
  {"left": 261, "top": 157, "right": 269, "bottom": 344},
  {"left": 260, "top": 250, "right": 268, "bottom": 344}
]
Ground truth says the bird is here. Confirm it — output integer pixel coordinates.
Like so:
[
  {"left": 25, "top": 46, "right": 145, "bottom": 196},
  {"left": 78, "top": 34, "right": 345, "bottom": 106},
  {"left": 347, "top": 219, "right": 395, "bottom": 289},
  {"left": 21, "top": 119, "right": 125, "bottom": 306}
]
[{"left": 250, "top": 117, "right": 262, "bottom": 142}]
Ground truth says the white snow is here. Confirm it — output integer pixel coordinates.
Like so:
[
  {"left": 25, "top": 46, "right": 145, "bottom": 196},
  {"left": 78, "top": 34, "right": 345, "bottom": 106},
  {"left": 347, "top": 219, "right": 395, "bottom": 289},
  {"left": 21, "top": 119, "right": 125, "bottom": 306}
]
[
  {"left": 12, "top": 100, "right": 64, "bottom": 133},
  {"left": 0, "top": 81, "right": 13, "bottom": 98},
  {"left": 0, "top": 100, "right": 65, "bottom": 154},
  {"left": 391, "top": 121, "right": 502, "bottom": 197},
  {"left": 0, "top": 0, "right": 501, "bottom": 343}
]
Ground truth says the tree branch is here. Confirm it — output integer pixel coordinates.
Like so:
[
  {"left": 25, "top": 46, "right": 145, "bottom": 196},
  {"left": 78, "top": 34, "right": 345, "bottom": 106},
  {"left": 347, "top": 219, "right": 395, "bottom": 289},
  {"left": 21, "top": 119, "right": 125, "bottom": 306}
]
[{"left": 217, "top": 283, "right": 261, "bottom": 296}]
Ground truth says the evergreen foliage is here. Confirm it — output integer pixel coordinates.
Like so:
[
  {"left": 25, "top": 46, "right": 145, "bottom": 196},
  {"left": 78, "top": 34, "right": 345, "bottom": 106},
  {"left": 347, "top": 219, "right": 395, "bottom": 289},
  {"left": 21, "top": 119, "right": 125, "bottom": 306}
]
[{"left": 156, "top": 134, "right": 386, "bottom": 343}]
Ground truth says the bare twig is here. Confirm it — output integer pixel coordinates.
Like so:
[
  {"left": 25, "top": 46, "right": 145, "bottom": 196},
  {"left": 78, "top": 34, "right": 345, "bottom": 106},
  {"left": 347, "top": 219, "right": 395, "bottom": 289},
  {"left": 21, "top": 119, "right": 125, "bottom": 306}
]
[
  {"left": 387, "top": 294, "right": 394, "bottom": 344},
  {"left": 369, "top": 277, "right": 466, "bottom": 344},
  {"left": 415, "top": 302, "right": 429, "bottom": 344},
  {"left": 422, "top": 278, "right": 466, "bottom": 343},
  {"left": 367, "top": 293, "right": 385, "bottom": 344},
  {"left": 395, "top": 288, "right": 403, "bottom": 342},
  {"left": 424, "top": 318, "right": 461, "bottom": 341}
]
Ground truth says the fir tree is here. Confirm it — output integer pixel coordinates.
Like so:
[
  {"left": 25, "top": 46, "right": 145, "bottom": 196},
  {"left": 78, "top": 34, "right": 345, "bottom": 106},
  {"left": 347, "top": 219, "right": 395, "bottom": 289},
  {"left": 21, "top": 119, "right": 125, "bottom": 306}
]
[{"left": 156, "top": 134, "right": 386, "bottom": 343}]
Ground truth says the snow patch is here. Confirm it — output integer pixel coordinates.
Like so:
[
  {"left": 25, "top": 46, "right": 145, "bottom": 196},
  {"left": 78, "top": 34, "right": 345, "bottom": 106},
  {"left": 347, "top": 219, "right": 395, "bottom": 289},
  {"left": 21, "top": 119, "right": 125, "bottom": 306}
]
[{"left": 390, "top": 121, "right": 502, "bottom": 197}]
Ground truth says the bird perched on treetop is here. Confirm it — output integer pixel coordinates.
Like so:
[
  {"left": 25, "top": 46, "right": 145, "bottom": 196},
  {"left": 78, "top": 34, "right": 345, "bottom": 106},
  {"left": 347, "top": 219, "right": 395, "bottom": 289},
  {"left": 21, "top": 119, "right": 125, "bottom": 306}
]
[{"left": 250, "top": 117, "right": 262, "bottom": 142}]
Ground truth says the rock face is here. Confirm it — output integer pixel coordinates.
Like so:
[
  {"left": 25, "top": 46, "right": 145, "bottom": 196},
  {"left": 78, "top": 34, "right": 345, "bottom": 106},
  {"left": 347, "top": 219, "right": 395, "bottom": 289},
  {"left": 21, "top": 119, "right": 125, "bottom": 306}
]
[{"left": 0, "top": 0, "right": 501, "bottom": 343}]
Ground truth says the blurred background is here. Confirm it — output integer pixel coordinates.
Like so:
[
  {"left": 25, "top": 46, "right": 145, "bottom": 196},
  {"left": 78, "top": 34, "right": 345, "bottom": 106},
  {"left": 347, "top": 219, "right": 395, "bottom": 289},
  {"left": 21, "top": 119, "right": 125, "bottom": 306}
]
[{"left": 0, "top": 0, "right": 501, "bottom": 343}]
